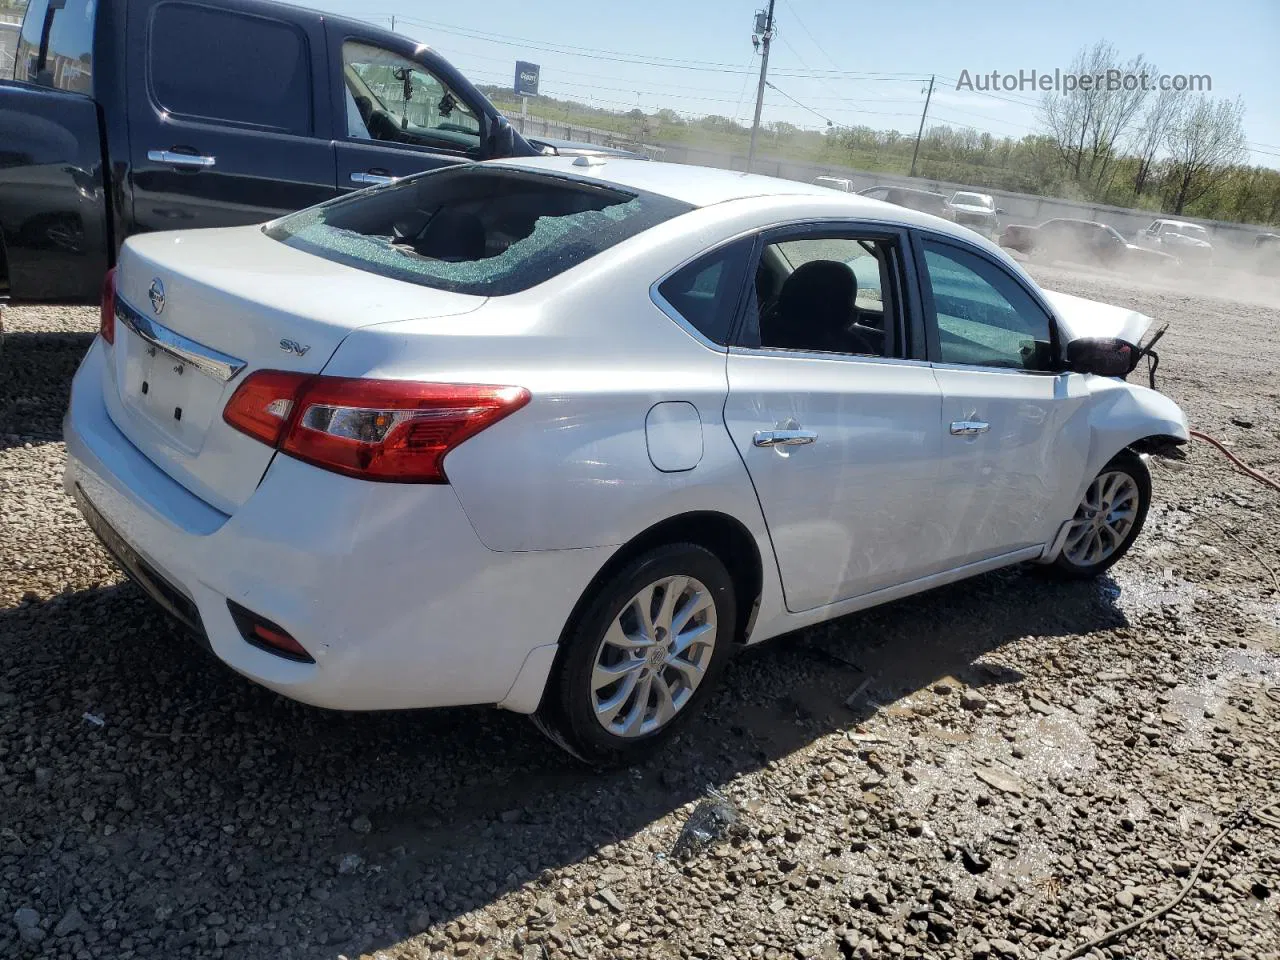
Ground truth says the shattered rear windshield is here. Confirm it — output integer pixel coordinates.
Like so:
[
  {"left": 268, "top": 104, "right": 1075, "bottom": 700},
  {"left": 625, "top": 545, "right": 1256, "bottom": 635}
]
[{"left": 264, "top": 166, "right": 693, "bottom": 296}]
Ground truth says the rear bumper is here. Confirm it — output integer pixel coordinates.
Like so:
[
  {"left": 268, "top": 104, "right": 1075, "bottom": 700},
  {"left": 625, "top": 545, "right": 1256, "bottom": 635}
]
[
  {"left": 63, "top": 338, "right": 610, "bottom": 712},
  {"left": 955, "top": 214, "right": 998, "bottom": 234}
]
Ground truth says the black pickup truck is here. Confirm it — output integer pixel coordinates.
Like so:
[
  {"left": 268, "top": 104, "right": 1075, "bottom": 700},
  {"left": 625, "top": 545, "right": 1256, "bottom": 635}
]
[{"left": 0, "top": 0, "right": 551, "bottom": 304}]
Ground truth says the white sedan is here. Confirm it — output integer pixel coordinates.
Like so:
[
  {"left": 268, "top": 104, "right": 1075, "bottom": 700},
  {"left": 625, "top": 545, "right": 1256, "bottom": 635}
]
[{"left": 64, "top": 157, "right": 1188, "bottom": 764}]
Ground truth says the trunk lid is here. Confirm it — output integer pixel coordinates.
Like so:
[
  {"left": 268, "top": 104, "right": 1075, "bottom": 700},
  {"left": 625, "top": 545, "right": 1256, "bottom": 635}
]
[
  {"left": 1042, "top": 289, "right": 1154, "bottom": 346},
  {"left": 105, "top": 226, "right": 485, "bottom": 514}
]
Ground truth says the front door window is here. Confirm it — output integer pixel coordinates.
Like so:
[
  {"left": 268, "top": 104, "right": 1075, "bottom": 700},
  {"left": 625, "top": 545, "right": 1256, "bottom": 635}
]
[{"left": 920, "top": 240, "right": 1055, "bottom": 371}]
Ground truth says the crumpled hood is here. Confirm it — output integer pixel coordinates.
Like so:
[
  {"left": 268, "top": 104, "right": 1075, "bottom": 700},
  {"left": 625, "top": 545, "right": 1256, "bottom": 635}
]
[{"left": 1042, "top": 289, "right": 1154, "bottom": 345}]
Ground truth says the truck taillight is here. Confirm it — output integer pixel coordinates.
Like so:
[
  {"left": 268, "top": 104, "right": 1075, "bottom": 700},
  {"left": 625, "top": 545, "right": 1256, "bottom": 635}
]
[
  {"left": 99, "top": 268, "right": 117, "bottom": 344},
  {"left": 223, "top": 373, "right": 530, "bottom": 483}
]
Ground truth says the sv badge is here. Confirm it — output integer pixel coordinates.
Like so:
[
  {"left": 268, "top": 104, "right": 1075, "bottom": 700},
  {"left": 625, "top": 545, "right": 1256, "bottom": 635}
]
[{"left": 279, "top": 338, "right": 311, "bottom": 357}]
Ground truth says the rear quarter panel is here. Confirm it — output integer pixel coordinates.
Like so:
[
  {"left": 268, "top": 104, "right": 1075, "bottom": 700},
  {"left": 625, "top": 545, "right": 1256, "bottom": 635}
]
[
  {"left": 319, "top": 202, "right": 793, "bottom": 555},
  {"left": 322, "top": 258, "right": 761, "bottom": 555}
]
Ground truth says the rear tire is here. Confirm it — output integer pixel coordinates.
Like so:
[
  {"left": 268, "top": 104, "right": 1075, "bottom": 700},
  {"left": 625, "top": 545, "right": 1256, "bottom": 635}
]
[
  {"left": 534, "top": 543, "right": 736, "bottom": 767},
  {"left": 1048, "top": 450, "right": 1151, "bottom": 579}
]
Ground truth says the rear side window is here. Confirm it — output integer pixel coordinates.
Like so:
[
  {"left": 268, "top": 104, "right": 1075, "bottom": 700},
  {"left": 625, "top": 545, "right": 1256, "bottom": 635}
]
[
  {"left": 149, "top": 3, "right": 312, "bottom": 133},
  {"left": 656, "top": 239, "right": 752, "bottom": 345},
  {"left": 16, "top": 0, "right": 95, "bottom": 95},
  {"left": 265, "top": 167, "right": 693, "bottom": 296}
]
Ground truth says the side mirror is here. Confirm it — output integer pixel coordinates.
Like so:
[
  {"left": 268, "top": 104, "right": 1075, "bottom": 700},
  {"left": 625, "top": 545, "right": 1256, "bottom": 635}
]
[
  {"left": 484, "top": 115, "right": 516, "bottom": 159},
  {"left": 995, "top": 207, "right": 1006, "bottom": 215},
  {"left": 1066, "top": 338, "right": 1139, "bottom": 378}
]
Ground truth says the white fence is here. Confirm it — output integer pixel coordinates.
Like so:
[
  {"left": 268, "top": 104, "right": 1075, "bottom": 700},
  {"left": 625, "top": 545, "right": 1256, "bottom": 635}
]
[
  {"left": 509, "top": 111, "right": 1274, "bottom": 251},
  {"left": 0, "top": 14, "right": 18, "bottom": 78}
]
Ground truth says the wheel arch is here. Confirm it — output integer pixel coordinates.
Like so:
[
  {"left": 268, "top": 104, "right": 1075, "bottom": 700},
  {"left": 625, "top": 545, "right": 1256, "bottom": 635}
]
[{"left": 560, "top": 510, "right": 765, "bottom": 649}]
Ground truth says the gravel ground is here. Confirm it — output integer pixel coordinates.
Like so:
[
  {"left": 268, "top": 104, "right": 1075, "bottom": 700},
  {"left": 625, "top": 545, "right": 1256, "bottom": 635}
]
[{"left": 1, "top": 265, "right": 1278, "bottom": 960}]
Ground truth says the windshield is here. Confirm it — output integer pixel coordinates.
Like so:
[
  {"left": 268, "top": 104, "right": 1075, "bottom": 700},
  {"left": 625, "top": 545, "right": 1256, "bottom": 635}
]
[
  {"left": 952, "top": 193, "right": 995, "bottom": 210},
  {"left": 265, "top": 166, "right": 692, "bottom": 296}
]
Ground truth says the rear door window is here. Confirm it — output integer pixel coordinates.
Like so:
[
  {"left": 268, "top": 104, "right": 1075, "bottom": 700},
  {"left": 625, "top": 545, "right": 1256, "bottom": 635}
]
[
  {"left": 266, "top": 166, "right": 693, "bottom": 296},
  {"left": 148, "top": 3, "right": 312, "bottom": 133},
  {"left": 16, "top": 0, "right": 95, "bottom": 94}
]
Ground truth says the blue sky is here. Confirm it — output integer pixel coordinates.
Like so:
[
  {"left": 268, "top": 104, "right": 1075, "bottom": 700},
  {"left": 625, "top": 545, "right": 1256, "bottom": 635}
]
[{"left": 303, "top": 0, "right": 1278, "bottom": 166}]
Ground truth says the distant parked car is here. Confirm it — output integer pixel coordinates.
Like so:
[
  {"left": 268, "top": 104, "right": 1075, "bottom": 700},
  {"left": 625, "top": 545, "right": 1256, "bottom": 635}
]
[
  {"left": 858, "top": 185, "right": 953, "bottom": 220},
  {"left": 948, "top": 192, "right": 1003, "bottom": 238},
  {"left": 65, "top": 157, "right": 1187, "bottom": 764},
  {"left": 814, "top": 176, "right": 854, "bottom": 193},
  {"left": 1000, "top": 218, "right": 1178, "bottom": 274},
  {"left": 1253, "top": 233, "right": 1280, "bottom": 270},
  {"left": 1132, "top": 219, "right": 1214, "bottom": 262}
]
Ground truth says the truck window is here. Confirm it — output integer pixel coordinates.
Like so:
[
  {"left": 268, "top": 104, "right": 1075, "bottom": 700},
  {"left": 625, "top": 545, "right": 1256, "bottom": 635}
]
[
  {"left": 342, "top": 41, "right": 482, "bottom": 155},
  {"left": 15, "top": 0, "right": 95, "bottom": 95},
  {"left": 148, "top": 3, "right": 312, "bottom": 134}
]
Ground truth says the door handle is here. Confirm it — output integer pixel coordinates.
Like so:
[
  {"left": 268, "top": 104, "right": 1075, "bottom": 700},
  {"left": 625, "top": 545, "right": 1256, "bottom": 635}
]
[
  {"left": 350, "top": 172, "right": 396, "bottom": 186},
  {"left": 950, "top": 420, "right": 991, "bottom": 437},
  {"left": 753, "top": 429, "right": 818, "bottom": 448},
  {"left": 148, "top": 149, "right": 216, "bottom": 170}
]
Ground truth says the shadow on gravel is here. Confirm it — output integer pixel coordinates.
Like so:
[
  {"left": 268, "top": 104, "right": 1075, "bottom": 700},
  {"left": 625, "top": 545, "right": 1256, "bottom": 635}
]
[
  {"left": 0, "top": 331, "right": 94, "bottom": 449},
  {"left": 0, "top": 566, "right": 1127, "bottom": 958}
]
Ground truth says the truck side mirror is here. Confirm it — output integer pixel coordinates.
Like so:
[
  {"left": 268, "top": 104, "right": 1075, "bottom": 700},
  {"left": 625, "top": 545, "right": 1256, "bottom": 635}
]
[{"left": 1066, "top": 338, "right": 1139, "bottom": 378}]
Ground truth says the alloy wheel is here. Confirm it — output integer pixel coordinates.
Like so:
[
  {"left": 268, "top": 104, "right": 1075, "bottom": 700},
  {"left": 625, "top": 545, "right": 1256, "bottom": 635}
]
[
  {"left": 1063, "top": 470, "right": 1141, "bottom": 567},
  {"left": 589, "top": 575, "right": 718, "bottom": 738}
]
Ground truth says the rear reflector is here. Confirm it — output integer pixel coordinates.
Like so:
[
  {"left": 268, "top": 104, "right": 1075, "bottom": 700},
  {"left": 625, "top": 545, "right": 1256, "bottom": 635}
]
[
  {"left": 227, "top": 601, "right": 314, "bottom": 663},
  {"left": 223, "top": 373, "right": 530, "bottom": 483},
  {"left": 99, "top": 268, "right": 117, "bottom": 345}
]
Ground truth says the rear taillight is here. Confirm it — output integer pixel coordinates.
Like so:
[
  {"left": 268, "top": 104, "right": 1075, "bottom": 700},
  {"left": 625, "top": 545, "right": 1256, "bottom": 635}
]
[
  {"left": 221, "top": 370, "right": 307, "bottom": 447},
  {"left": 223, "top": 373, "right": 530, "bottom": 483},
  {"left": 99, "top": 268, "right": 117, "bottom": 344}
]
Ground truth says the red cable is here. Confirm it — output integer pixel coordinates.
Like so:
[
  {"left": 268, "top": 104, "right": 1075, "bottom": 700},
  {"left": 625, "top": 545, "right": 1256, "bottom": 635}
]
[{"left": 1189, "top": 430, "right": 1280, "bottom": 493}]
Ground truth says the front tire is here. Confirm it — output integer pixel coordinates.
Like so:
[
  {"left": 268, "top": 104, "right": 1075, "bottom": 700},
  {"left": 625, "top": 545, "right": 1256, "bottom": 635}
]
[
  {"left": 534, "top": 543, "right": 736, "bottom": 767},
  {"left": 1050, "top": 450, "right": 1151, "bottom": 579}
]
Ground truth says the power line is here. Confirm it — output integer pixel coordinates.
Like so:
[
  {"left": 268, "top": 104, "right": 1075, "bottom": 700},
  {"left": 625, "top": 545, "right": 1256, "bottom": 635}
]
[
  {"left": 778, "top": 0, "right": 843, "bottom": 74},
  {"left": 393, "top": 15, "right": 755, "bottom": 74},
  {"left": 764, "top": 80, "right": 833, "bottom": 126}
]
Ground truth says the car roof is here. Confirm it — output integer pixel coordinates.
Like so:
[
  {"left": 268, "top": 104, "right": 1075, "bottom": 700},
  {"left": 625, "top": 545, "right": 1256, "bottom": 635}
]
[
  {"left": 491, "top": 156, "right": 852, "bottom": 208},
  {"left": 487, "top": 156, "right": 1008, "bottom": 247}
]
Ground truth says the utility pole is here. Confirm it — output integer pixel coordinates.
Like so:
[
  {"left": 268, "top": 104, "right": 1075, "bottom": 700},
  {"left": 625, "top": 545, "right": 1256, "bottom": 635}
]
[
  {"left": 747, "top": 0, "right": 776, "bottom": 173},
  {"left": 909, "top": 74, "right": 935, "bottom": 179}
]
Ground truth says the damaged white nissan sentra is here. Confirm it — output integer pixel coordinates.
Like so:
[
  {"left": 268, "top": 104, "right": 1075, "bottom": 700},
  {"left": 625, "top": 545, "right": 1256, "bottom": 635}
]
[{"left": 64, "top": 157, "right": 1187, "bottom": 763}]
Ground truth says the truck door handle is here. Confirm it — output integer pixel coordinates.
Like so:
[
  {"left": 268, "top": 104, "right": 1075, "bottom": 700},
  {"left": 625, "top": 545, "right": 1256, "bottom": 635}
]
[
  {"left": 148, "top": 150, "right": 216, "bottom": 170},
  {"left": 753, "top": 429, "right": 818, "bottom": 448},
  {"left": 950, "top": 420, "right": 990, "bottom": 437},
  {"left": 351, "top": 172, "right": 396, "bottom": 186}
]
